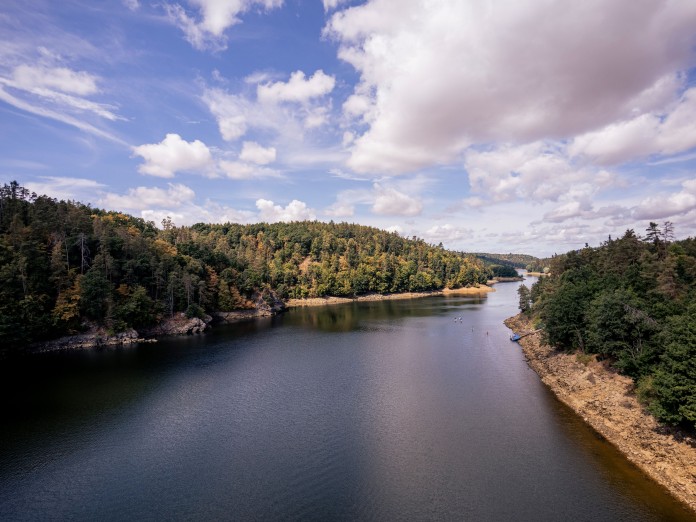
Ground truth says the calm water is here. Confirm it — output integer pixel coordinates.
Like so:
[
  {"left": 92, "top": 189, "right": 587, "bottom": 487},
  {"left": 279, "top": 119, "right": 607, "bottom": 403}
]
[{"left": 1, "top": 278, "right": 694, "bottom": 521}]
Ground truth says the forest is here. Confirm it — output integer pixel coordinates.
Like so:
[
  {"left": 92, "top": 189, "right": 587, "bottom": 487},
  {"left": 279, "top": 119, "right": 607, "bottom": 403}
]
[
  {"left": 519, "top": 223, "right": 696, "bottom": 429},
  {"left": 0, "top": 182, "right": 491, "bottom": 352}
]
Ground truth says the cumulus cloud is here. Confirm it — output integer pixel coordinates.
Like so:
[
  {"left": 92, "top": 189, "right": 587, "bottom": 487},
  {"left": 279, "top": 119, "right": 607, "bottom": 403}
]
[
  {"left": 570, "top": 87, "right": 696, "bottom": 164},
  {"left": 257, "top": 70, "right": 335, "bottom": 104},
  {"left": 423, "top": 224, "right": 472, "bottom": 243},
  {"left": 239, "top": 141, "right": 276, "bottom": 164},
  {"left": 326, "top": 0, "right": 696, "bottom": 174},
  {"left": 203, "top": 70, "right": 335, "bottom": 144},
  {"left": 165, "top": 0, "right": 284, "bottom": 51},
  {"left": 202, "top": 88, "right": 250, "bottom": 141},
  {"left": 219, "top": 160, "right": 280, "bottom": 179},
  {"left": 632, "top": 179, "right": 696, "bottom": 220},
  {"left": 372, "top": 184, "right": 422, "bottom": 216},
  {"left": 132, "top": 133, "right": 213, "bottom": 178},
  {"left": 464, "top": 142, "right": 618, "bottom": 204},
  {"left": 325, "top": 181, "right": 425, "bottom": 217},
  {"left": 323, "top": 0, "right": 349, "bottom": 12},
  {"left": 100, "top": 183, "right": 196, "bottom": 210},
  {"left": 256, "top": 198, "right": 316, "bottom": 222}
]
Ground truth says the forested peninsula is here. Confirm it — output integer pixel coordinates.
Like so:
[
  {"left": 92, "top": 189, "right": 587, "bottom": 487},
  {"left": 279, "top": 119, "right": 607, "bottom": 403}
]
[{"left": 0, "top": 182, "right": 492, "bottom": 353}]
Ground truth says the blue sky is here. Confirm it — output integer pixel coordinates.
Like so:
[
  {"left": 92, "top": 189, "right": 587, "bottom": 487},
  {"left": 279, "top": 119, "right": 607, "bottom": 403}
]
[{"left": 2, "top": 0, "right": 696, "bottom": 256}]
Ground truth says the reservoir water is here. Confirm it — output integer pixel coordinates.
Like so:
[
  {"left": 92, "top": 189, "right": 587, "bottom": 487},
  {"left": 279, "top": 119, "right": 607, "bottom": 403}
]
[{"left": 1, "top": 277, "right": 694, "bottom": 520}]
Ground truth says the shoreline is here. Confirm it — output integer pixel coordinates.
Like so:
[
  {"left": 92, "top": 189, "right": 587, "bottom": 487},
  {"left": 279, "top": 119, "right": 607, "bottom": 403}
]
[
  {"left": 285, "top": 285, "right": 495, "bottom": 308},
  {"left": 505, "top": 313, "right": 696, "bottom": 513},
  {"left": 24, "top": 287, "right": 494, "bottom": 354}
]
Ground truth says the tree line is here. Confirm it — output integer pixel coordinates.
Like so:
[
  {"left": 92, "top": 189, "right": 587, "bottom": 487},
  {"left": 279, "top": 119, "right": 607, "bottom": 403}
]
[
  {"left": 0, "top": 182, "right": 491, "bottom": 351},
  {"left": 518, "top": 222, "right": 696, "bottom": 429}
]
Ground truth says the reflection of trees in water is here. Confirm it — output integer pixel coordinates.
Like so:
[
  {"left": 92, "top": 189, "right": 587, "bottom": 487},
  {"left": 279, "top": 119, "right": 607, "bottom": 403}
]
[{"left": 286, "top": 296, "right": 488, "bottom": 333}]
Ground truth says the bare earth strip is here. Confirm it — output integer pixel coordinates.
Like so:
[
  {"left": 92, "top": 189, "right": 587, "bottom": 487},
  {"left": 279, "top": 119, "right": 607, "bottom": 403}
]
[
  {"left": 505, "top": 314, "right": 696, "bottom": 514},
  {"left": 286, "top": 285, "right": 495, "bottom": 308}
]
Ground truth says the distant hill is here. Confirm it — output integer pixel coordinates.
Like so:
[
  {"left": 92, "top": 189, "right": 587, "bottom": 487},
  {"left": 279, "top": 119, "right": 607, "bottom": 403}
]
[{"left": 475, "top": 252, "right": 539, "bottom": 269}]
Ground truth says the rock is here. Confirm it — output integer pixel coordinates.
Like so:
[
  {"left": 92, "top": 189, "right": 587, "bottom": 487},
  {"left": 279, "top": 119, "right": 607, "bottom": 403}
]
[{"left": 140, "top": 312, "right": 213, "bottom": 337}]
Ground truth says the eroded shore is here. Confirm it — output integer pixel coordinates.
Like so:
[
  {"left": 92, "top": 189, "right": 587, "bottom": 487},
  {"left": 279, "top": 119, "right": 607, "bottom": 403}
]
[
  {"left": 505, "top": 313, "right": 696, "bottom": 513},
  {"left": 286, "top": 285, "right": 495, "bottom": 308}
]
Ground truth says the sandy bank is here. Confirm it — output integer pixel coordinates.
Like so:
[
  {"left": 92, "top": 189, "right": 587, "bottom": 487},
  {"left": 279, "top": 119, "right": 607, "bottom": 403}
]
[
  {"left": 505, "top": 314, "right": 696, "bottom": 513},
  {"left": 286, "top": 286, "right": 494, "bottom": 308}
]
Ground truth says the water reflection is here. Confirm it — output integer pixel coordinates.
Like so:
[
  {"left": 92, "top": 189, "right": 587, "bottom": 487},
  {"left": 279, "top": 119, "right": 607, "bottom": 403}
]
[{"left": 0, "top": 281, "right": 693, "bottom": 521}]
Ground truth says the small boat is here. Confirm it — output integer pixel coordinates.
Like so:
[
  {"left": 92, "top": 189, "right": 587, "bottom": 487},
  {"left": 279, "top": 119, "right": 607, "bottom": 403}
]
[{"left": 510, "top": 334, "right": 521, "bottom": 342}]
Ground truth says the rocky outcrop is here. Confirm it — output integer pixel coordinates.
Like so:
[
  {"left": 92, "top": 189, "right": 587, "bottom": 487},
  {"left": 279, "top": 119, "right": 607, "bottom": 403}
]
[
  {"left": 141, "top": 312, "right": 213, "bottom": 337},
  {"left": 505, "top": 314, "right": 696, "bottom": 514},
  {"left": 31, "top": 328, "right": 151, "bottom": 353},
  {"left": 215, "top": 289, "right": 286, "bottom": 322}
]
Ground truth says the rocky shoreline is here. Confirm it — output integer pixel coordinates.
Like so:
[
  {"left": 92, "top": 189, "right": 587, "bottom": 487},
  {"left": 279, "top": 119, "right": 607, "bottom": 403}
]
[
  {"left": 505, "top": 313, "right": 696, "bottom": 513},
  {"left": 29, "top": 290, "right": 287, "bottom": 355},
  {"left": 28, "top": 286, "right": 493, "bottom": 354}
]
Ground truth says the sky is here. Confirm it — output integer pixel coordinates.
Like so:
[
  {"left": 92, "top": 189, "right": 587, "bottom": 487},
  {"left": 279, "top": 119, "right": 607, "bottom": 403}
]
[{"left": 2, "top": 0, "right": 696, "bottom": 257}]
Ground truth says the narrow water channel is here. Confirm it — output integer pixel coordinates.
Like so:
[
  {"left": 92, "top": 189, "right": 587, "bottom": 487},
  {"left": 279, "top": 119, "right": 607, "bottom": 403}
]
[{"left": 1, "top": 277, "right": 693, "bottom": 520}]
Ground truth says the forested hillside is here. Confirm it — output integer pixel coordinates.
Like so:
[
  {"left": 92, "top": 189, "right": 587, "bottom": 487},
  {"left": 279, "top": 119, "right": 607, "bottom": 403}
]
[
  {"left": 0, "top": 182, "right": 490, "bottom": 350},
  {"left": 521, "top": 223, "right": 696, "bottom": 429},
  {"left": 475, "top": 252, "right": 539, "bottom": 269}
]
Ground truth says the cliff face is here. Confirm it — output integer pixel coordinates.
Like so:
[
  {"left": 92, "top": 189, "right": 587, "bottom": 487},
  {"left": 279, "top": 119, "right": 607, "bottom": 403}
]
[{"left": 505, "top": 314, "right": 696, "bottom": 513}]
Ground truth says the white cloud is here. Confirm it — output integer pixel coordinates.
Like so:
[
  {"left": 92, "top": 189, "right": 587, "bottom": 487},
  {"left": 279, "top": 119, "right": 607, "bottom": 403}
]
[
  {"left": 325, "top": 180, "right": 426, "bottom": 217},
  {"left": 202, "top": 88, "right": 249, "bottom": 141},
  {"left": 323, "top": 0, "right": 349, "bottom": 12},
  {"left": 239, "top": 141, "right": 276, "bottom": 164},
  {"left": 372, "top": 184, "right": 422, "bottom": 216},
  {"left": 632, "top": 179, "right": 696, "bottom": 220},
  {"left": 0, "top": 62, "right": 123, "bottom": 141},
  {"left": 141, "top": 204, "right": 255, "bottom": 227},
  {"left": 0, "top": 85, "right": 124, "bottom": 143},
  {"left": 100, "top": 183, "right": 196, "bottom": 210},
  {"left": 123, "top": 0, "right": 140, "bottom": 10},
  {"left": 202, "top": 70, "right": 335, "bottom": 144},
  {"left": 11, "top": 64, "right": 98, "bottom": 96},
  {"left": 570, "top": 87, "right": 696, "bottom": 164},
  {"left": 423, "top": 224, "right": 472, "bottom": 243},
  {"left": 24, "top": 176, "right": 106, "bottom": 202},
  {"left": 257, "top": 70, "right": 335, "bottom": 104},
  {"left": 219, "top": 160, "right": 280, "bottom": 179},
  {"left": 464, "top": 142, "right": 618, "bottom": 204},
  {"left": 165, "top": 0, "right": 284, "bottom": 51},
  {"left": 326, "top": 0, "right": 696, "bottom": 174},
  {"left": 256, "top": 198, "right": 316, "bottom": 222},
  {"left": 132, "top": 133, "right": 214, "bottom": 178}
]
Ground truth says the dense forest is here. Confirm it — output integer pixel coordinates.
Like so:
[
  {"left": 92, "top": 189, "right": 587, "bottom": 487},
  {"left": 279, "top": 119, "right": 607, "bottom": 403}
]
[
  {"left": 475, "top": 252, "right": 540, "bottom": 270},
  {"left": 519, "top": 223, "right": 696, "bottom": 429},
  {"left": 0, "top": 182, "right": 491, "bottom": 351}
]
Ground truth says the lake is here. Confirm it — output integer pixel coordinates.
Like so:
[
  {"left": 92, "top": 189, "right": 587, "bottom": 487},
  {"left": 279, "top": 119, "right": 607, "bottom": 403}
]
[{"left": 1, "top": 277, "right": 693, "bottom": 520}]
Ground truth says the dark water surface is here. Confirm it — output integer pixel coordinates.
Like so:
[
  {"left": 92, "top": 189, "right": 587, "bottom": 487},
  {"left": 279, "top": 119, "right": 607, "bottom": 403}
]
[{"left": 1, "top": 278, "right": 694, "bottom": 521}]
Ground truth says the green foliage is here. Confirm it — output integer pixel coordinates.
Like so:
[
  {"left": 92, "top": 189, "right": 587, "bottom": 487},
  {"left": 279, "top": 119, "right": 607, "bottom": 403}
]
[
  {"left": 0, "top": 182, "right": 492, "bottom": 350},
  {"left": 475, "top": 252, "right": 538, "bottom": 269},
  {"left": 529, "top": 225, "right": 696, "bottom": 429},
  {"left": 185, "top": 303, "right": 205, "bottom": 319},
  {"left": 650, "top": 305, "right": 696, "bottom": 429},
  {"left": 491, "top": 264, "right": 519, "bottom": 277},
  {"left": 517, "top": 284, "right": 531, "bottom": 314}
]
